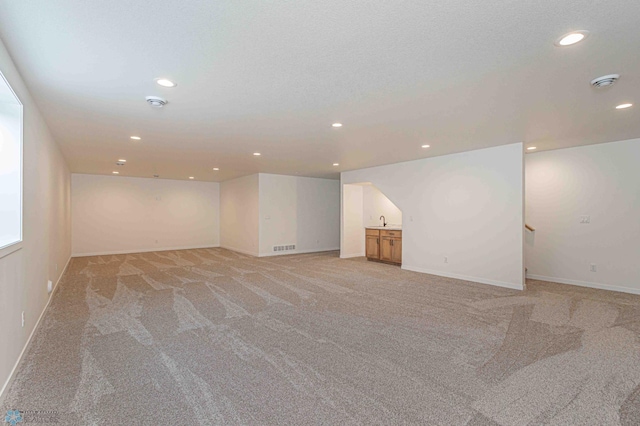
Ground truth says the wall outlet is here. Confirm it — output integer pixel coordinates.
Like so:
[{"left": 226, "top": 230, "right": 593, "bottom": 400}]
[
  {"left": 55, "top": 263, "right": 58, "bottom": 272},
  {"left": 590, "top": 263, "right": 597, "bottom": 272},
  {"left": 21, "top": 311, "right": 25, "bottom": 327},
  {"left": 580, "top": 215, "right": 591, "bottom": 224},
  {"left": 444, "top": 256, "right": 448, "bottom": 264},
  {"left": 410, "top": 216, "right": 413, "bottom": 222},
  {"left": 155, "top": 239, "right": 159, "bottom": 244},
  {"left": 47, "top": 280, "right": 53, "bottom": 294}
]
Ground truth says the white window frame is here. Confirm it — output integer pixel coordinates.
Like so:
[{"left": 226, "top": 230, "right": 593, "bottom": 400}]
[{"left": 0, "top": 70, "right": 23, "bottom": 259}]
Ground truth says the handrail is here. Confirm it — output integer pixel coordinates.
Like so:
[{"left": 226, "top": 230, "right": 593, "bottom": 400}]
[{"left": 525, "top": 224, "right": 535, "bottom": 232}]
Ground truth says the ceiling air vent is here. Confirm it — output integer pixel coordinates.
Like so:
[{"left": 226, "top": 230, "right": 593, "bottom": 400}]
[
  {"left": 590, "top": 74, "right": 620, "bottom": 88},
  {"left": 146, "top": 96, "right": 168, "bottom": 108}
]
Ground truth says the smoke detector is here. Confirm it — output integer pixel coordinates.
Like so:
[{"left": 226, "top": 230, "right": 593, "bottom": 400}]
[
  {"left": 146, "top": 96, "right": 168, "bottom": 108},
  {"left": 590, "top": 74, "right": 620, "bottom": 88}
]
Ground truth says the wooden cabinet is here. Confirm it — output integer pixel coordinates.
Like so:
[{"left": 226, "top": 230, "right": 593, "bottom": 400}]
[
  {"left": 366, "top": 235, "right": 380, "bottom": 259},
  {"left": 390, "top": 237, "right": 402, "bottom": 263},
  {"left": 366, "top": 228, "right": 401, "bottom": 265},
  {"left": 379, "top": 237, "right": 392, "bottom": 261}
]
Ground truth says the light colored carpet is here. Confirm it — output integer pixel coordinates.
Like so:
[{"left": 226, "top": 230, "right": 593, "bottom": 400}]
[{"left": 3, "top": 248, "right": 640, "bottom": 425}]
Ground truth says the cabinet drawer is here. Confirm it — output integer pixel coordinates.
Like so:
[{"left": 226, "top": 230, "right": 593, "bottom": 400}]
[
  {"left": 366, "top": 229, "right": 380, "bottom": 236},
  {"left": 380, "top": 230, "right": 401, "bottom": 238}
]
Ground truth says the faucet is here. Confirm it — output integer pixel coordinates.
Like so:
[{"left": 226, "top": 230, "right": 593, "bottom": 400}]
[{"left": 380, "top": 215, "right": 387, "bottom": 227}]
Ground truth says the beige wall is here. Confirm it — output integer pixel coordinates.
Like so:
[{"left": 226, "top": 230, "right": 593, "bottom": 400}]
[
  {"left": 71, "top": 174, "right": 220, "bottom": 256},
  {"left": 0, "top": 39, "right": 71, "bottom": 397}
]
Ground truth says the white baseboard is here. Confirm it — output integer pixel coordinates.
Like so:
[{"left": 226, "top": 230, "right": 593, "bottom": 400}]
[
  {"left": 340, "top": 252, "right": 365, "bottom": 259},
  {"left": 401, "top": 264, "right": 524, "bottom": 290},
  {"left": 219, "top": 245, "right": 259, "bottom": 257},
  {"left": 527, "top": 274, "right": 640, "bottom": 295},
  {"left": 52, "top": 256, "right": 72, "bottom": 297},
  {"left": 0, "top": 255, "right": 71, "bottom": 402},
  {"left": 72, "top": 244, "right": 221, "bottom": 257},
  {"left": 258, "top": 247, "right": 340, "bottom": 257}
]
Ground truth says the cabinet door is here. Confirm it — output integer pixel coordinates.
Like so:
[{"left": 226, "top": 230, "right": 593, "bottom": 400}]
[
  {"left": 366, "top": 236, "right": 379, "bottom": 259},
  {"left": 391, "top": 238, "right": 402, "bottom": 264},
  {"left": 380, "top": 237, "right": 393, "bottom": 261}
]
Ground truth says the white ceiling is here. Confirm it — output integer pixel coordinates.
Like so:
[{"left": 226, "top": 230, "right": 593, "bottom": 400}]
[{"left": 0, "top": 0, "right": 639, "bottom": 181}]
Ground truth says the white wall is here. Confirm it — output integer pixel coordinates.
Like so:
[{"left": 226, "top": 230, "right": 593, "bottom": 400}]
[
  {"left": 296, "top": 176, "right": 340, "bottom": 253},
  {"left": 220, "top": 174, "right": 259, "bottom": 256},
  {"left": 259, "top": 174, "right": 297, "bottom": 255},
  {"left": 525, "top": 138, "right": 640, "bottom": 294},
  {"left": 220, "top": 173, "right": 339, "bottom": 257},
  {"left": 342, "top": 143, "right": 524, "bottom": 289},
  {"left": 0, "top": 39, "right": 71, "bottom": 398},
  {"left": 341, "top": 184, "right": 365, "bottom": 258},
  {"left": 363, "top": 184, "right": 402, "bottom": 227},
  {"left": 259, "top": 173, "right": 339, "bottom": 256},
  {"left": 72, "top": 174, "right": 220, "bottom": 256},
  {"left": 340, "top": 183, "right": 401, "bottom": 257}
]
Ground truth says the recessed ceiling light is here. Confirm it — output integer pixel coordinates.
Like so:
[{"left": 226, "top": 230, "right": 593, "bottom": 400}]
[
  {"left": 421, "top": 144, "right": 430, "bottom": 148},
  {"left": 189, "top": 176, "right": 194, "bottom": 179},
  {"left": 130, "top": 136, "right": 141, "bottom": 140},
  {"left": 333, "top": 163, "right": 339, "bottom": 166},
  {"left": 332, "top": 123, "right": 343, "bottom": 128},
  {"left": 253, "top": 152, "right": 261, "bottom": 156},
  {"left": 555, "top": 30, "right": 589, "bottom": 46},
  {"left": 156, "top": 78, "right": 177, "bottom": 88},
  {"left": 527, "top": 147, "right": 537, "bottom": 151},
  {"left": 616, "top": 103, "right": 633, "bottom": 109},
  {"left": 213, "top": 167, "right": 219, "bottom": 171},
  {"left": 112, "top": 171, "right": 119, "bottom": 174}
]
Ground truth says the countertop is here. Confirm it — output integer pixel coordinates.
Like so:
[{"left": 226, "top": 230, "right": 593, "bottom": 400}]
[{"left": 365, "top": 226, "right": 402, "bottom": 231}]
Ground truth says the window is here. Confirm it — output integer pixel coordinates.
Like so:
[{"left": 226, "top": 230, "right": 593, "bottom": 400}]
[{"left": 0, "top": 71, "right": 22, "bottom": 253}]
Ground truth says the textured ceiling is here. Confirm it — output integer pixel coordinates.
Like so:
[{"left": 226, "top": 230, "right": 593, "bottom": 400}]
[{"left": 0, "top": 0, "right": 639, "bottom": 181}]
